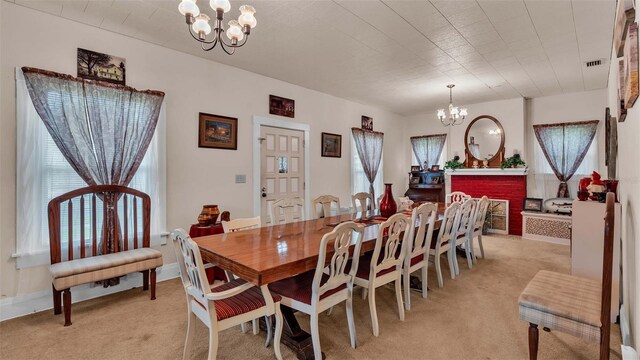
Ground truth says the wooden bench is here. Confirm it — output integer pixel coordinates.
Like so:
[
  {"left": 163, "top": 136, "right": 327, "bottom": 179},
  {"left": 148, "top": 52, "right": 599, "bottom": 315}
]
[{"left": 48, "top": 185, "right": 163, "bottom": 326}]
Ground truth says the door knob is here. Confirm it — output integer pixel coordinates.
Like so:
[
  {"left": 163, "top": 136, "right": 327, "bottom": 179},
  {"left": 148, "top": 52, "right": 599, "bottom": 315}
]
[{"left": 261, "top": 187, "right": 267, "bottom": 198}]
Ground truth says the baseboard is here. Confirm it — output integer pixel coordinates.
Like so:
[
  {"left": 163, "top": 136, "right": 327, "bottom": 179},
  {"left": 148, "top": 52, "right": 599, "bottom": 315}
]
[{"left": 0, "top": 263, "right": 180, "bottom": 322}]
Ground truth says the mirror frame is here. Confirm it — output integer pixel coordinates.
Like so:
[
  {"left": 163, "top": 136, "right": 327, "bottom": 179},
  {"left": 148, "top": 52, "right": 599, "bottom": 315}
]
[{"left": 463, "top": 115, "right": 505, "bottom": 168}]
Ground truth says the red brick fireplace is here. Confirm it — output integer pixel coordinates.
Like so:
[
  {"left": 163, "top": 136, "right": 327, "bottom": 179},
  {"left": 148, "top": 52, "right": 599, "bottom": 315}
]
[{"left": 449, "top": 169, "right": 527, "bottom": 236}]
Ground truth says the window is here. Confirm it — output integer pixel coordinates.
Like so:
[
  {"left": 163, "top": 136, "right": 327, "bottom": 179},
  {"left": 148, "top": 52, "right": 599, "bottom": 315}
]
[
  {"left": 351, "top": 135, "right": 384, "bottom": 202},
  {"left": 15, "top": 69, "right": 166, "bottom": 268}
]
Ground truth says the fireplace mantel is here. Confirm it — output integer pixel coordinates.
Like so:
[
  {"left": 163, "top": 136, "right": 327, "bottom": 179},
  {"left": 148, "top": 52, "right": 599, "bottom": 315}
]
[{"left": 445, "top": 168, "right": 528, "bottom": 176}]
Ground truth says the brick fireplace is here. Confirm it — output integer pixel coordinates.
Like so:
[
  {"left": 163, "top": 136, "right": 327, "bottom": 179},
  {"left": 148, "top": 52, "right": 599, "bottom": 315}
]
[{"left": 448, "top": 169, "right": 528, "bottom": 236}]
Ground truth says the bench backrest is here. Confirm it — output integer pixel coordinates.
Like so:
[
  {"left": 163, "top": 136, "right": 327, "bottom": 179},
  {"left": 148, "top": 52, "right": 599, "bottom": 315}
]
[{"left": 47, "top": 185, "right": 150, "bottom": 264}]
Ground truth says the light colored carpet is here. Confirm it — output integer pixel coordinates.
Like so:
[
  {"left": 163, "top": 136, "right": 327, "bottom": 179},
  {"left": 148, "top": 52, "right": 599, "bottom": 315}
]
[{"left": 0, "top": 235, "right": 621, "bottom": 359}]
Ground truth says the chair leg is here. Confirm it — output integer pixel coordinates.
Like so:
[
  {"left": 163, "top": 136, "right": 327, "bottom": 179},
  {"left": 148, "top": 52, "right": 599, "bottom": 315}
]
[
  {"left": 150, "top": 268, "right": 157, "bottom": 300},
  {"left": 465, "top": 239, "right": 473, "bottom": 269},
  {"left": 478, "top": 233, "right": 485, "bottom": 259},
  {"left": 362, "top": 287, "right": 368, "bottom": 300},
  {"left": 326, "top": 306, "right": 334, "bottom": 316},
  {"left": 435, "top": 255, "right": 444, "bottom": 288},
  {"left": 368, "top": 286, "right": 379, "bottom": 337},
  {"left": 252, "top": 319, "right": 259, "bottom": 335},
  {"left": 403, "top": 269, "right": 411, "bottom": 311},
  {"left": 142, "top": 270, "right": 149, "bottom": 291},
  {"left": 240, "top": 323, "right": 248, "bottom": 333},
  {"left": 273, "top": 305, "right": 283, "bottom": 360},
  {"left": 448, "top": 250, "right": 457, "bottom": 279},
  {"left": 395, "top": 276, "right": 405, "bottom": 321},
  {"left": 63, "top": 289, "right": 72, "bottom": 326},
  {"left": 310, "top": 312, "right": 322, "bottom": 360},
  {"left": 52, "top": 285, "right": 62, "bottom": 315},
  {"left": 528, "top": 323, "right": 539, "bottom": 360},
  {"left": 184, "top": 310, "right": 196, "bottom": 360},
  {"left": 421, "top": 265, "right": 428, "bottom": 299},
  {"left": 207, "top": 327, "right": 218, "bottom": 360},
  {"left": 346, "top": 289, "right": 357, "bottom": 349},
  {"left": 265, "top": 316, "right": 272, "bottom": 347}
]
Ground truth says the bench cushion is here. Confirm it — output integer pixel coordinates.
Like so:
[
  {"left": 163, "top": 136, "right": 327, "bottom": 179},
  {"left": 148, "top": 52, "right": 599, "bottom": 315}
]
[
  {"left": 518, "top": 270, "right": 602, "bottom": 342},
  {"left": 50, "top": 248, "right": 163, "bottom": 290}
]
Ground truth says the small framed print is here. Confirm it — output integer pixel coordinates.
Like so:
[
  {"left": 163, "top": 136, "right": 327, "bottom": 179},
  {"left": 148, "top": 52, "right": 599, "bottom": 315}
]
[
  {"left": 410, "top": 166, "right": 421, "bottom": 173},
  {"left": 321, "top": 132, "right": 341, "bottom": 158},
  {"left": 198, "top": 112, "right": 238, "bottom": 150},
  {"left": 523, "top": 198, "right": 543, "bottom": 212},
  {"left": 431, "top": 176, "right": 441, "bottom": 185},
  {"left": 410, "top": 176, "right": 421, "bottom": 185},
  {"left": 361, "top": 116, "right": 373, "bottom": 130},
  {"left": 430, "top": 164, "right": 440, "bottom": 172}
]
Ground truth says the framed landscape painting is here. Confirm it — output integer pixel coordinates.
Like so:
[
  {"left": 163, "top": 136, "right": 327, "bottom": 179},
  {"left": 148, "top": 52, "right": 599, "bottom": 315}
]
[
  {"left": 625, "top": 22, "right": 639, "bottom": 109},
  {"left": 77, "top": 48, "right": 126, "bottom": 85},
  {"left": 198, "top": 112, "right": 238, "bottom": 150},
  {"left": 321, "top": 132, "right": 341, "bottom": 158}
]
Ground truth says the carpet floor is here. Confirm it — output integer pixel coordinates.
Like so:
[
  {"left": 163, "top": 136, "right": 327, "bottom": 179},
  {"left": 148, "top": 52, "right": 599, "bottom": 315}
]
[{"left": 0, "top": 235, "right": 621, "bottom": 359}]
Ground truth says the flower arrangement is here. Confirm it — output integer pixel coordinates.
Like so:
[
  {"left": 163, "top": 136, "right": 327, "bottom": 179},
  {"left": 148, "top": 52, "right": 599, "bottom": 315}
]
[
  {"left": 500, "top": 153, "right": 526, "bottom": 169},
  {"left": 444, "top": 155, "right": 464, "bottom": 170}
]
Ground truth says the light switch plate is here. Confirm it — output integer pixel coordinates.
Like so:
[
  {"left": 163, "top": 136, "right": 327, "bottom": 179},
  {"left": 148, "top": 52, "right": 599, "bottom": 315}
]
[{"left": 235, "top": 174, "right": 246, "bottom": 184}]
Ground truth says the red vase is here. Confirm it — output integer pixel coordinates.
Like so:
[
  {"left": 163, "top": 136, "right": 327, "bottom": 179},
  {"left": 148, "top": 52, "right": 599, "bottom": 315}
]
[
  {"left": 379, "top": 183, "right": 397, "bottom": 218},
  {"left": 578, "top": 177, "right": 591, "bottom": 193}
]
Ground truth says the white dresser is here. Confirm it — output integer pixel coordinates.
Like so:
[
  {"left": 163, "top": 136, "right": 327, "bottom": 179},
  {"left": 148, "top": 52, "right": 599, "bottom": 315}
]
[{"left": 571, "top": 200, "right": 621, "bottom": 322}]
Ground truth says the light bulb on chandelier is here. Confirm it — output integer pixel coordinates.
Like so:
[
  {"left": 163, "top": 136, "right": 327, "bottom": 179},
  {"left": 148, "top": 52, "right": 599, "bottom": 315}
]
[{"left": 437, "top": 84, "right": 467, "bottom": 127}]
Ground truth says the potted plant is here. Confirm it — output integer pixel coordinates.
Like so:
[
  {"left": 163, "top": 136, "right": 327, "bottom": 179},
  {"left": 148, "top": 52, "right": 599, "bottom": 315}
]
[
  {"left": 500, "top": 153, "right": 526, "bottom": 169},
  {"left": 444, "top": 155, "right": 464, "bottom": 170}
]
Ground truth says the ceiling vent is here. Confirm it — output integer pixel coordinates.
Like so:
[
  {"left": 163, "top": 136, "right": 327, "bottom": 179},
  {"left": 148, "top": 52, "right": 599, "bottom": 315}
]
[{"left": 585, "top": 59, "right": 603, "bottom": 68}]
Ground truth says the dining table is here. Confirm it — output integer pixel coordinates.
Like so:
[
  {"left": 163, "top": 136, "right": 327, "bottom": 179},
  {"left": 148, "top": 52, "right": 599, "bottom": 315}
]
[{"left": 194, "top": 203, "right": 446, "bottom": 360}]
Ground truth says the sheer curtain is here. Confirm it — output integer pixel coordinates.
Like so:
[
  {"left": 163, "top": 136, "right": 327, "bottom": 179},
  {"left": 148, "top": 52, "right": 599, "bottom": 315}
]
[
  {"left": 351, "top": 132, "right": 383, "bottom": 201},
  {"left": 410, "top": 134, "right": 446, "bottom": 168},
  {"left": 15, "top": 68, "right": 166, "bottom": 268}
]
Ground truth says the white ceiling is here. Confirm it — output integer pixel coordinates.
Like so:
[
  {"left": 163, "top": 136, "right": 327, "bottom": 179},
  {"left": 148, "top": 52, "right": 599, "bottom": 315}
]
[{"left": 7, "top": 0, "right": 616, "bottom": 116}]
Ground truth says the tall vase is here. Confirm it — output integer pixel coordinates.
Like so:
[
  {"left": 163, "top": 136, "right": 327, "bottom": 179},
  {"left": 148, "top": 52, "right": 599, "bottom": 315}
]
[{"left": 379, "top": 183, "right": 397, "bottom": 218}]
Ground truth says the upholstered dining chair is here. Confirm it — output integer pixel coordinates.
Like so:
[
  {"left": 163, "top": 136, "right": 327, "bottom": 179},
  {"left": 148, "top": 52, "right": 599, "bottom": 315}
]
[
  {"left": 354, "top": 213, "right": 410, "bottom": 336},
  {"left": 171, "top": 229, "right": 283, "bottom": 360},
  {"left": 450, "top": 199, "right": 477, "bottom": 276},
  {"left": 270, "top": 197, "right": 304, "bottom": 224},
  {"left": 352, "top": 192, "right": 374, "bottom": 212},
  {"left": 269, "top": 222, "right": 364, "bottom": 360},
  {"left": 402, "top": 202, "right": 438, "bottom": 311},
  {"left": 430, "top": 202, "right": 461, "bottom": 288},
  {"left": 312, "top": 195, "right": 341, "bottom": 219},
  {"left": 518, "top": 193, "right": 615, "bottom": 360},
  {"left": 446, "top": 191, "right": 471, "bottom": 205},
  {"left": 468, "top": 196, "right": 490, "bottom": 262}
]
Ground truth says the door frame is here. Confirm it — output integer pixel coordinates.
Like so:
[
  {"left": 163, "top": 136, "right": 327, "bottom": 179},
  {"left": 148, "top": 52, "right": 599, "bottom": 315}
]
[{"left": 252, "top": 115, "right": 310, "bottom": 219}]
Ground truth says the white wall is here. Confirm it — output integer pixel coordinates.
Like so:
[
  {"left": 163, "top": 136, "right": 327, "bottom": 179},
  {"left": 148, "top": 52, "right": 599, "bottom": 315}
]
[{"left": 0, "top": 3, "right": 406, "bottom": 299}]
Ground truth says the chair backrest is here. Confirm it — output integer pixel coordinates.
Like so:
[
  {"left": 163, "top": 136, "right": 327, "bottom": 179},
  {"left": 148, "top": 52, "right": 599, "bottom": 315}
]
[
  {"left": 472, "top": 196, "right": 491, "bottom": 232},
  {"left": 47, "top": 185, "right": 151, "bottom": 264},
  {"left": 312, "top": 221, "right": 364, "bottom": 302},
  {"left": 352, "top": 192, "right": 374, "bottom": 212},
  {"left": 171, "top": 229, "right": 211, "bottom": 309},
  {"left": 456, "top": 198, "right": 476, "bottom": 238},
  {"left": 370, "top": 213, "right": 411, "bottom": 277},
  {"left": 270, "top": 197, "right": 305, "bottom": 224},
  {"left": 447, "top": 191, "right": 471, "bottom": 204},
  {"left": 376, "top": 194, "right": 383, "bottom": 210},
  {"left": 435, "top": 202, "right": 461, "bottom": 251},
  {"left": 404, "top": 202, "right": 438, "bottom": 264},
  {"left": 312, "top": 195, "right": 341, "bottom": 219},
  {"left": 599, "top": 192, "right": 615, "bottom": 358},
  {"left": 222, "top": 216, "right": 261, "bottom": 233}
]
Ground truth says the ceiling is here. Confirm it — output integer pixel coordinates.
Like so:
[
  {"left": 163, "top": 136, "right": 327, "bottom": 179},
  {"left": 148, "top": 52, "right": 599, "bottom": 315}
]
[{"left": 7, "top": 0, "right": 616, "bottom": 116}]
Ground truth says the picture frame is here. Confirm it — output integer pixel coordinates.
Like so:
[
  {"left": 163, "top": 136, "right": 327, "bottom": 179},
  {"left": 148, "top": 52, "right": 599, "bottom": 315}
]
[
  {"left": 625, "top": 22, "right": 639, "bottom": 109},
  {"left": 361, "top": 116, "right": 373, "bottom": 131},
  {"left": 198, "top": 112, "right": 238, "bottom": 150},
  {"left": 605, "top": 107, "right": 611, "bottom": 166},
  {"left": 321, "top": 132, "right": 342, "bottom": 158},
  {"left": 269, "top": 95, "right": 295, "bottom": 118},
  {"left": 410, "top": 176, "right": 421, "bottom": 185},
  {"left": 430, "top": 176, "right": 440, "bottom": 185},
  {"left": 619, "top": 59, "right": 628, "bottom": 122},
  {"left": 77, "top": 48, "right": 126, "bottom": 85},
  {"left": 430, "top": 164, "right": 440, "bottom": 172},
  {"left": 410, "top": 165, "right": 421, "bottom": 173},
  {"left": 523, "top": 198, "right": 544, "bottom": 212},
  {"left": 614, "top": 5, "right": 635, "bottom": 57}
]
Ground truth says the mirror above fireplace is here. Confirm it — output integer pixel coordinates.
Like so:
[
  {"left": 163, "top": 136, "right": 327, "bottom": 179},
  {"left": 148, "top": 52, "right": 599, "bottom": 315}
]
[{"left": 464, "top": 115, "right": 505, "bottom": 168}]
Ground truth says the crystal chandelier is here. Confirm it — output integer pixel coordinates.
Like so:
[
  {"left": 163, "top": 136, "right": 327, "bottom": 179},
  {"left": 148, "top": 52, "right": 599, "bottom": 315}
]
[
  {"left": 437, "top": 84, "right": 467, "bottom": 126},
  {"left": 178, "top": 0, "right": 257, "bottom": 55}
]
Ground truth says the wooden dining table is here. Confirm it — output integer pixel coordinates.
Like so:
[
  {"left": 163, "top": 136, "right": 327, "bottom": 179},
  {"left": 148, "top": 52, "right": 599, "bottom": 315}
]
[{"left": 195, "top": 203, "right": 446, "bottom": 359}]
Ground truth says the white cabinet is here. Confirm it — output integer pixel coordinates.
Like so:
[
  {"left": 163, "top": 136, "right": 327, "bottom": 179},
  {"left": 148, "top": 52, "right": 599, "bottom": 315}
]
[{"left": 571, "top": 200, "right": 621, "bottom": 322}]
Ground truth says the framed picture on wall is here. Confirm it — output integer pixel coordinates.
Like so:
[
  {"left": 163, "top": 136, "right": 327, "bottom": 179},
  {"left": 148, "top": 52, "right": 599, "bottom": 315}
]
[
  {"left": 321, "top": 132, "right": 341, "bottom": 158},
  {"left": 198, "top": 112, "right": 238, "bottom": 150},
  {"left": 361, "top": 116, "right": 373, "bottom": 130},
  {"left": 625, "top": 22, "right": 639, "bottom": 109},
  {"left": 77, "top": 48, "right": 126, "bottom": 85},
  {"left": 269, "top": 95, "right": 295, "bottom": 118}
]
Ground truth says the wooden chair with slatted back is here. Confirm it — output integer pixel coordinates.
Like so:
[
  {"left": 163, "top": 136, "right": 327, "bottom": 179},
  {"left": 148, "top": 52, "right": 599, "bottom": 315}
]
[
  {"left": 450, "top": 198, "right": 477, "bottom": 276},
  {"left": 312, "top": 195, "right": 341, "bottom": 219},
  {"left": 352, "top": 192, "right": 374, "bottom": 212},
  {"left": 518, "top": 192, "right": 615, "bottom": 360}
]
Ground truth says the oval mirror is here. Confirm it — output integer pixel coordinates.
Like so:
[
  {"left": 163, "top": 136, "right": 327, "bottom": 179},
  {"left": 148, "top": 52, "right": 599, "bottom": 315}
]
[{"left": 464, "top": 115, "right": 505, "bottom": 165}]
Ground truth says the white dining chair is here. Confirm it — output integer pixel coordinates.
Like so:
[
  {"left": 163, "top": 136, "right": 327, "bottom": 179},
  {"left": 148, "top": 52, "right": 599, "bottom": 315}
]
[
  {"left": 446, "top": 191, "right": 471, "bottom": 205},
  {"left": 312, "top": 195, "right": 341, "bottom": 219},
  {"left": 402, "top": 202, "right": 437, "bottom": 311},
  {"left": 269, "top": 222, "right": 364, "bottom": 359},
  {"left": 222, "top": 216, "right": 261, "bottom": 233},
  {"left": 270, "top": 197, "right": 304, "bottom": 224},
  {"left": 171, "top": 229, "right": 283, "bottom": 360},
  {"left": 353, "top": 213, "right": 409, "bottom": 336},
  {"left": 430, "top": 202, "right": 461, "bottom": 288},
  {"left": 469, "top": 196, "right": 490, "bottom": 261},
  {"left": 352, "top": 192, "right": 374, "bottom": 212},
  {"left": 376, "top": 194, "right": 383, "bottom": 210},
  {"left": 451, "top": 199, "right": 477, "bottom": 276}
]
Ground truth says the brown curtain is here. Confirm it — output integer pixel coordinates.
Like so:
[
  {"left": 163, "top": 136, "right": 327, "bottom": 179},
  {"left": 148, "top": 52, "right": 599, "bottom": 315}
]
[
  {"left": 351, "top": 128, "right": 384, "bottom": 200},
  {"left": 410, "top": 134, "right": 446, "bottom": 168},
  {"left": 21, "top": 67, "right": 164, "bottom": 281},
  {"left": 533, "top": 120, "right": 599, "bottom": 197}
]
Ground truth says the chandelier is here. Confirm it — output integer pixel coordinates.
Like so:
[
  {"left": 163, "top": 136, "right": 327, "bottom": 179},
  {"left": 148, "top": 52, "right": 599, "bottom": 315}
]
[
  {"left": 178, "top": 0, "right": 257, "bottom": 55},
  {"left": 437, "top": 84, "right": 467, "bottom": 126}
]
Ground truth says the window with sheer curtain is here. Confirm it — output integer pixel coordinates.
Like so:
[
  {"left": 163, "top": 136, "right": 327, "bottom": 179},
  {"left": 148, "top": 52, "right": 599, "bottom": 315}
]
[
  {"left": 15, "top": 69, "right": 166, "bottom": 268},
  {"left": 351, "top": 135, "right": 383, "bottom": 203}
]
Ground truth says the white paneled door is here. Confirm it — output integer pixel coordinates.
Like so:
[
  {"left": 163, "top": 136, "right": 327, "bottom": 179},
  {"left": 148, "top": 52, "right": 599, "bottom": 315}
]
[{"left": 260, "top": 126, "right": 305, "bottom": 225}]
